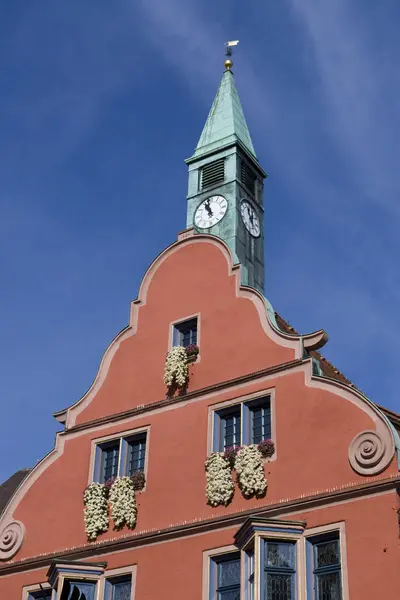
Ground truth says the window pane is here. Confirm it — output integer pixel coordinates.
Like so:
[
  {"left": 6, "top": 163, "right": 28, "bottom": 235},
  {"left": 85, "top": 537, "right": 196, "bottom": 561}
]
[
  {"left": 215, "top": 555, "right": 240, "bottom": 600},
  {"left": 112, "top": 579, "right": 132, "bottom": 600},
  {"left": 28, "top": 591, "right": 52, "bottom": 600},
  {"left": 219, "top": 591, "right": 241, "bottom": 600},
  {"left": 175, "top": 318, "right": 198, "bottom": 348},
  {"left": 316, "top": 541, "right": 340, "bottom": 568},
  {"left": 218, "top": 558, "right": 240, "bottom": 587},
  {"left": 266, "top": 573, "right": 294, "bottom": 600},
  {"left": 250, "top": 400, "right": 271, "bottom": 444},
  {"left": 316, "top": 572, "right": 341, "bottom": 600},
  {"left": 221, "top": 411, "right": 241, "bottom": 450},
  {"left": 101, "top": 443, "right": 120, "bottom": 482},
  {"left": 127, "top": 436, "right": 146, "bottom": 474},
  {"left": 266, "top": 543, "right": 295, "bottom": 569},
  {"left": 65, "top": 581, "right": 96, "bottom": 600}
]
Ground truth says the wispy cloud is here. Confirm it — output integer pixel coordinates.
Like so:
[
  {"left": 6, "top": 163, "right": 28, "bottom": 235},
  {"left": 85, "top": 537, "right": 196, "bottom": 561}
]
[{"left": 289, "top": 0, "right": 400, "bottom": 208}]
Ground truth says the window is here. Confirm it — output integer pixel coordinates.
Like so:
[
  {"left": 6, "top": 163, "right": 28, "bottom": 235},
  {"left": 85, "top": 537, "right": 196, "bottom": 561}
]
[
  {"left": 249, "top": 399, "right": 271, "bottom": 444},
  {"left": 100, "top": 441, "right": 120, "bottom": 482},
  {"left": 210, "top": 553, "right": 240, "bottom": 600},
  {"left": 105, "top": 575, "right": 132, "bottom": 600},
  {"left": 127, "top": 434, "right": 146, "bottom": 475},
  {"left": 94, "top": 431, "right": 147, "bottom": 484},
  {"left": 232, "top": 517, "right": 346, "bottom": 600},
  {"left": 61, "top": 580, "right": 96, "bottom": 600},
  {"left": 264, "top": 541, "right": 296, "bottom": 600},
  {"left": 28, "top": 590, "right": 52, "bottom": 600},
  {"left": 173, "top": 318, "right": 198, "bottom": 348},
  {"left": 218, "top": 407, "right": 241, "bottom": 451},
  {"left": 311, "top": 536, "right": 342, "bottom": 600},
  {"left": 213, "top": 396, "right": 271, "bottom": 452}
]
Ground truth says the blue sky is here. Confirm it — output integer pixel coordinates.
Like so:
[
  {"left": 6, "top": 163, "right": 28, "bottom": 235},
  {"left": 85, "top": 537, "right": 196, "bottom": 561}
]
[{"left": 1, "top": 0, "right": 399, "bottom": 483}]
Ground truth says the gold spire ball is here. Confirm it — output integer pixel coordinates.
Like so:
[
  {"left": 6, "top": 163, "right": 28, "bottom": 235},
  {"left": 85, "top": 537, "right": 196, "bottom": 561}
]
[
  {"left": 224, "top": 59, "right": 233, "bottom": 71},
  {"left": 224, "top": 40, "right": 239, "bottom": 71}
]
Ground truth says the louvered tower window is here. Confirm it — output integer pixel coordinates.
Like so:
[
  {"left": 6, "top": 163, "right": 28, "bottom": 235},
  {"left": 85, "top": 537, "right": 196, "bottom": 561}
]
[
  {"left": 201, "top": 158, "right": 225, "bottom": 189},
  {"left": 241, "top": 161, "right": 256, "bottom": 195}
]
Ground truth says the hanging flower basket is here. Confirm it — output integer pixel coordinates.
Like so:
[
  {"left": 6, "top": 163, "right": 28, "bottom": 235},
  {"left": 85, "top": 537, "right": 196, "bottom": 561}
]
[
  {"left": 164, "top": 346, "right": 189, "bottom": 388},
  {"left": 205, "top": 452, "right": 235, "bottom": 507},
  {"left": 234, "top": 445, "right": 267, "bottom": 498},
  {"left": 109, "top": 476, "right": 137, "bottom": 530},
  {"left": 257, "top": 439, "right": 275, "bottom": 459},
  {"left": 130, "top": 471, "right": 146, "bottom": 492},
  {"left": 185, "top": 344, "right": 199, "bottom": 362},
  {"left": 83, "top": 483, "right": 109, "bottom": 541}
]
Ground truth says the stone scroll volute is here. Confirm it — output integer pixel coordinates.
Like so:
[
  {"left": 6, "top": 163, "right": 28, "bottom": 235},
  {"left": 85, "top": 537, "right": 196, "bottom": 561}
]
[
  {"left": 0, "top": 520, "right": 25, "bottom": 560},
  {"left": 349, "top": 429, "right": 394, "bottom": 476}
]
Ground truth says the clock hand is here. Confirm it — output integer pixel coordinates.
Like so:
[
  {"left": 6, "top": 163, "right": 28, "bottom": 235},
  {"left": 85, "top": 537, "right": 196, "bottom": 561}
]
[
  {"left": 205, "top": 199, "right": 213, "bottom": 218},
  {"left": 247, "top": 206, "right": 254, "bottom": 226}
]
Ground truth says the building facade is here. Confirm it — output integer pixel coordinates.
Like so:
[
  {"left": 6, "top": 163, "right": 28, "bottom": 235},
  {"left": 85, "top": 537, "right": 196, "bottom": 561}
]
[{"left": 1, "top": 58, "right": 400, "bottom": 600}]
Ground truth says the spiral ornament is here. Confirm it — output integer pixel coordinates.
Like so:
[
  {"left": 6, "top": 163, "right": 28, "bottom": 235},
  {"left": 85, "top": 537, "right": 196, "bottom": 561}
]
[
  {"left": 349, "top": 430, "right": 392, "bottom": 475},
  {"left": 0, "top": 521, "right": 25, "bottom": 560}
]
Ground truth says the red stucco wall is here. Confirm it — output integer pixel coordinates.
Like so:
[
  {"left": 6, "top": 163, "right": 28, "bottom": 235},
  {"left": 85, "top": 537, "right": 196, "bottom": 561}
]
[{"left": 0, "top": 236, "right": 398, "bottom": 598}]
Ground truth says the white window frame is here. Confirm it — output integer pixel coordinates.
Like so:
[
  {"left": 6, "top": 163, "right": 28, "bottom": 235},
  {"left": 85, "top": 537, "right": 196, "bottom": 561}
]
[{"left": 88, "top": 426, "right": 150, "bottom": 490}]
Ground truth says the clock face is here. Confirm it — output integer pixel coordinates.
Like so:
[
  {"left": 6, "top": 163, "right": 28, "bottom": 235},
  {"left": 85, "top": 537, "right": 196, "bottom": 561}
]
[
  {"left": 240, "top": 200, "right": 260, "bottom": 237},
  {"left": 194, "top": 195, "right": 228, "bottom": 229}
]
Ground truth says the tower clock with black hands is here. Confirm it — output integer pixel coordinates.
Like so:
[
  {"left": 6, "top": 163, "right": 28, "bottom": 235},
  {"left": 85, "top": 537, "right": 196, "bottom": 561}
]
[{"left": 194, "top": 195, "right": 228, "bottom": 229}]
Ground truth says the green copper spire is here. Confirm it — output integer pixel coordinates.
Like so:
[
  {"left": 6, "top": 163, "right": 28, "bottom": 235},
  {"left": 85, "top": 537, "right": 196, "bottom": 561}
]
[
  {"left": 186, "top": 52, "right": 267, "bottom": 294},
  {"left": 192, "top": 68, "right": 256, "bottom": 160}
]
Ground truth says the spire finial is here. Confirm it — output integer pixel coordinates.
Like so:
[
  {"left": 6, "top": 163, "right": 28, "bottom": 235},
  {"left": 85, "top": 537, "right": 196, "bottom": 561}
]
[{"left": 224, "top": 40, "right": 239, "bottom": 71}]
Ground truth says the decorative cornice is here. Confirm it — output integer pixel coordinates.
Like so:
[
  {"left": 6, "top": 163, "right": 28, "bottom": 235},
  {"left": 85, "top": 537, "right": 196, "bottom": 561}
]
[
  {"left": 64, "top": 358, "right": 304, "bottom": 434},
  {"left": 0, "top": 474, "right": 398, "bottom": 576}
]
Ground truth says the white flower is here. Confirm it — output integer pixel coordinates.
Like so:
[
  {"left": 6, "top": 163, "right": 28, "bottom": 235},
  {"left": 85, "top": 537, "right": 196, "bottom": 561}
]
[
  {"left": 205, "top": 452, "right": 235, "bottom": 507},
  {"left": 109, "top": 477, "right": 137, "bottom": 529},
  {"left": 234, "top": 445, "right": 267, "bottom": 497},
  {"left": 83, "top": 483, "right": 109, "bottom": 541},
  {"left": 164, "top": 346, "right": 188, "bottom": 388}
]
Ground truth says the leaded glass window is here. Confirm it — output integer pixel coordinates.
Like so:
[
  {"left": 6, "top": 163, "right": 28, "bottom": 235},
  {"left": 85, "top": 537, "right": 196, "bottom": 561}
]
[
  {"left": 127, "top": 435, "right": 146, "bottom": 474},
  {"left": 28, "top": 590, "right": 52, "bottom": 600},
  {"left": 264, "top": 541, "right": 296, "bottom": 600},
  {"left": 219, "top": 408, "right": 241, "bottom": 451},
  {"left": 63, "top": 580, "right": 96, "bottom": 600},
  {"left": 249, "top": 399, "right": 271, "bottom": 444},
  {"left": 105, "top": 575, "right": 132, "bottom": 600},
  {"left": 174, "top": 318, "right": 198, "bottom": 347},
  {"left": 313, "top": 539, "right": 342, "bottom": 600},
  {"left": 214, "top": 554, "right": 241, "bottom": 600},
  {"left": 100, "top": 442, "right": 120, "bottom": 483}
]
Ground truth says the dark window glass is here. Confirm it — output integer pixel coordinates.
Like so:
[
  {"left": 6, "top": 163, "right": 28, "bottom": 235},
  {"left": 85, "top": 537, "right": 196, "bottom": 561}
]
[
  {"left": 101, "top": 442, "right": 120, "bottom": 482},
  {"left": 219, "top": 408, "right": 241, "bottom": 450},
  {"left": 127, "top": 435, "right": 146, "bottom": 474},
  {"left": 264, "top": 541, "right": 296, "bottom": 600},
  {"left": 174, "top": 318, "right": 198, "bottom": 347},
  {"left": 215, "top": 554, "right": 240, "bottom": 600},
  {"left": 28, "top": 591, "right": 52, "bottom": 600},
  {"left": 314, "top": 539, "right": 342, "bottom": 600},
  {"left": 64, "top": 581, "right": 96, "bottom": 600},
  {"left": 107, "top": 576, "right": 132, "bottom": 600},
  {"left": 249, "top": 399, "right": 271, "bottom": 444}
]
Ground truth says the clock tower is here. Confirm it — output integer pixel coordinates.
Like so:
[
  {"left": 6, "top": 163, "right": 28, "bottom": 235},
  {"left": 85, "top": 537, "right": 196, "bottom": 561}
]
[{"left": 185, "top": 56, "right": 267, "bottom": 293}]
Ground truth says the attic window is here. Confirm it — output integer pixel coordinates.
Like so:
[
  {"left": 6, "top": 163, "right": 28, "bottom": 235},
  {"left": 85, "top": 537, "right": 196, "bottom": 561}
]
[
  {"left": 173, "top": 317, "right": 198, "bottom": 348},
  {"left": 241, "top": 161, "right": 256, "bottom": 195},
  {"left": 201, "top": 158, "right": 225, "bottom": 190}
]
